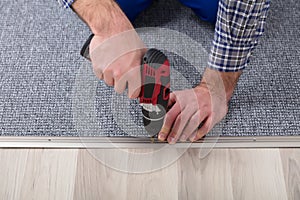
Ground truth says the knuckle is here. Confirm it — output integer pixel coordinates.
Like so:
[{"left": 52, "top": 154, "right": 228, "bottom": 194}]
[
  {"left": 113, "top": 70, "right": 123, "bottom": 80},
  {"left": 127, "top": 71, "right": 136, "bottom": 81},
  {"left": 103, "top": 67, "right": 113, "bottom": 74}
]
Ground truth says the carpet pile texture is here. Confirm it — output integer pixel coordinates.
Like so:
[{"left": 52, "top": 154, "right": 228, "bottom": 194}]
[{"left": 0, "top": 0, "right": 299, "bottom": 136}]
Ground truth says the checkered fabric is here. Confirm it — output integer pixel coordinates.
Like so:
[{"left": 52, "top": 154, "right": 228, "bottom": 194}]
[
  {"left": 209, "top": 0, "right": 271, "bottom": 72},
  {"left": 56, "top": 0, "right": 74, "bottom": 8}
]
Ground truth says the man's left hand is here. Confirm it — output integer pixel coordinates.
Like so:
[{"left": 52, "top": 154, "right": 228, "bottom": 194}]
[{"left": 158, "top": 68, "right": 242, "bottom": 144}]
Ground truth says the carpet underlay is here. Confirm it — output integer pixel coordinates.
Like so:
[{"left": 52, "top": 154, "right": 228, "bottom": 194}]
[{"left": 0, "top": 0, "right": 299, "bottom": 137}]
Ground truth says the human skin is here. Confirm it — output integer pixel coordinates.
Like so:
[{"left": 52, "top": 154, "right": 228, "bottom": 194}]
[
  {"left": 72, "top": 0, "right": 242, "bottom": 144},
  {"left": 72, "top": 0, "right": 146, "bottom": 98}
]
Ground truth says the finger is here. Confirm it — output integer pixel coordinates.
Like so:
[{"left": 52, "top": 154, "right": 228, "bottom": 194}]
[
  {"left": 167, "top": 110, "right": 191, "bottom": 144},
  {"left": 93, "top": 65, "right": 104, "bottom": 80},
  {"left": 189, "top": 117, "right": 213, "bottom": 142},
  {"left": 114, "top": 69, "right": 127, "bottom": 94},
  {"left": 180, "top": 110, "right": 207, "bottom": 141},
  {"left": 188, "top": 130, "right": 197, "bottom": 142},
  {"left": 103, "top": 68, "right": 114, "bottom": 86},
  {"left": 158, "top": 102, "right": 181, "bottom": 141},
  {"left": 127, "top": 66, "right": 141, "bottom": 99}
]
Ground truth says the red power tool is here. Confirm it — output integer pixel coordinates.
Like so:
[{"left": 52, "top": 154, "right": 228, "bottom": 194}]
[
  {"left": 81, "top": 34, "right": 170, "bottom": 137},
  {"left": 139, "top": 48, "right": 170, "bottom": 136}
]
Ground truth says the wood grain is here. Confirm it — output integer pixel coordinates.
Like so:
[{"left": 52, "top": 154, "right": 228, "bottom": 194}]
[
  {"left": 124, "top": 149, "right": 178, "bottom": 200},
  {"left": 280, "top": 149, "right": 300, "bottom": 200},
  {"left": 1, "top": 148, "right": 299, "bottom": 200},
  {"left": 0, "top": 149, "right": 78, "bottom": 200},
  {"left": 74, "top": 149, "right": 128, "bottom": 200},
  {"left": 0, "top": 149, "right": 29, "bottom": 200},
  {"left": 178, "top": 149, "right": 234, "bottom": 200},
  {"left": 229, "top": 149, "right": 287, "bottom": 200},
  {"left": 74, "top": 148, "right": 179, "bottom": 200}
]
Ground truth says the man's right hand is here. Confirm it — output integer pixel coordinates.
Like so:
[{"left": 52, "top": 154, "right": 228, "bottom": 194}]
[
  {"left": 72, "top": 0, "right": 146, "bottom": 98},
  {"left": 89, "top": 31, "right": 146, "bottom": 99}
]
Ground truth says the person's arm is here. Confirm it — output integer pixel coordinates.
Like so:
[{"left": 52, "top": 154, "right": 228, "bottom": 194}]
[
  {"left": 206, "top": 0, "right": 271, "bottom": 102},
  {"left": 208, "top": 0, "right": 271, "bottom": 72},
  {"left": 71, "top": 0, "right": 133, "bottom": 37},
  {"left": 204, "top": 0, "right": 271, "bottom": 114},
  {"left": 70, "top": 0, "right": 145, "bottom": 98}
]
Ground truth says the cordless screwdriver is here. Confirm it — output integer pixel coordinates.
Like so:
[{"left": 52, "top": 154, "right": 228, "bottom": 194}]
[{"left": 80, "top": 34, "right": 170, "bottom": 137}]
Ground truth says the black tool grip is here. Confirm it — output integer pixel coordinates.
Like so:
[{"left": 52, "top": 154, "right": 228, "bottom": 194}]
[{"left": 80, "top": 34, "right": 94, "bottom": 61}]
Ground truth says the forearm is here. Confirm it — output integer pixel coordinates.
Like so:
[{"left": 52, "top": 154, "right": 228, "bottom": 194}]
[
  {"left": 200, "top": 68, "right": 242, "bottom": 103},
  {"left": 71, "top": 0, "right": 133, "bottom": 36},
  {"left": 219, "top": 70, "right": 242, "bottom": 102},
  {"left": 202, "top": 0, "right": 270, "bottom": 103}
]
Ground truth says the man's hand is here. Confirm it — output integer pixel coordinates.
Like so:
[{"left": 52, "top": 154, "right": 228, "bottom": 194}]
[
  {"left": 89, "top": 32, "right": 146, "bottom": 98},
  {"left": 72, "top": 0, "right": 146, "bottom": 98},
  {"left": 158, "top": 68, "right": 242, "bottom": 144}
]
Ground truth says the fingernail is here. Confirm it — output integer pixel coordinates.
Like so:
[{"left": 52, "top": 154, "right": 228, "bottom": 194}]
[
  {"left": 168, "top": 137, "right": 176, "bottom": 144},
  {"left": 158, "top": 133, "right": 166, "bottom": 141}
]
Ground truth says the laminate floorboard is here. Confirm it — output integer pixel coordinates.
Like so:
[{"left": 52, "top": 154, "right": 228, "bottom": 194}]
[
  {"left": 0, "top": 149, "right": 78, "bottom": 200},
  {"left": 228, "top": 149, "right": 287, "bottom": 200},
  {"left": 280, "top": 149, "right": 300, "bottom": 200},
  {"left": 0, "top": 148, "right": 299, "bottom": 200}
]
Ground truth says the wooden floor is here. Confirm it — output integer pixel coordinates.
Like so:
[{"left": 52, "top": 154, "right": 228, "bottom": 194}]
[{"left": 0, "top": 148, "right": 299, "bottom": 200}]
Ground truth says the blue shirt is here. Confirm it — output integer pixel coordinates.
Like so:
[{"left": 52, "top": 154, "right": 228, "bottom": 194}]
[{"left": 57, "top": 0, "right": 271, "bottom": 72}]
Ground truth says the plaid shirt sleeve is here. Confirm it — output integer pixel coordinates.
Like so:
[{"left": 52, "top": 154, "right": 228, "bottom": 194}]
[
  {"left": 208, "top": 0, "right": 271, "bottom": 72},
  {"left": 56, "top": 0, "right": 74, "bottom": 8}
]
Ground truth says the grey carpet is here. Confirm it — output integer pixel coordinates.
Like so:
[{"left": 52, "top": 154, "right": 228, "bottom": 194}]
[{"left": 0, "top": 0, "right": 299, "bottom": 137}]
